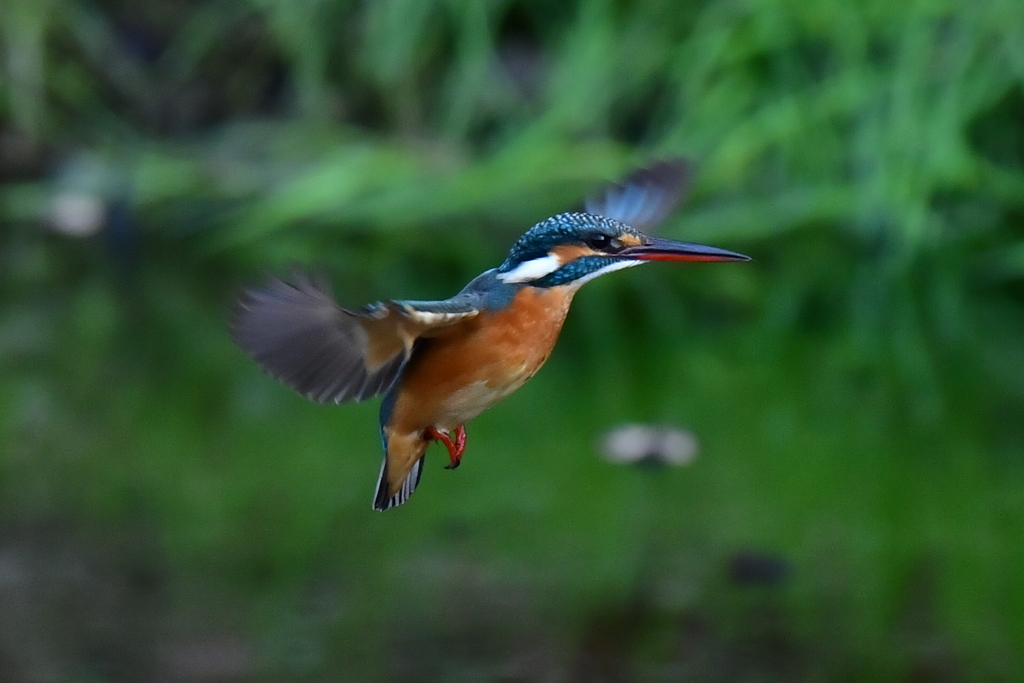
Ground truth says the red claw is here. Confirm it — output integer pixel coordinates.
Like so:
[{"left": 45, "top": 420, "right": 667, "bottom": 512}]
[{"left": 426, "top": 426, "right": 467, "bottom": 469}]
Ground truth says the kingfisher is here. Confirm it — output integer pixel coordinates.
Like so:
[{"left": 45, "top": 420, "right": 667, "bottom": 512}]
[{"left": 231, "top": 160, "right": 749, "bottom": 510}]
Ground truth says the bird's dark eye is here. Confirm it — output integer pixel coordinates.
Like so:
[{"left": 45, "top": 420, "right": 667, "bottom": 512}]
[{"left": 586, "top": 232, "right": 625, "bottom": 253}]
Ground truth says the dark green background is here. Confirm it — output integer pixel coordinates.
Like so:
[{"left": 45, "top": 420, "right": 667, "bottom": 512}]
[{"left": 2, "top": 0, "right": 1024, "bottom": 680}]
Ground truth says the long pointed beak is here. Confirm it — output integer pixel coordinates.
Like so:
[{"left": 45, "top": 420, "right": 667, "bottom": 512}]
[{"left": 620, "top": 236, "right": 751, "bottom": 262}]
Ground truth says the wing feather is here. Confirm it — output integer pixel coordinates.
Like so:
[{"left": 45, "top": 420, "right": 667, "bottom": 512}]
[
  {"left": 231, "top": 273, "right": 480, "bottom": 404},
  {"left": 585, "top": 159, "right": 691, "bottom": 232}
]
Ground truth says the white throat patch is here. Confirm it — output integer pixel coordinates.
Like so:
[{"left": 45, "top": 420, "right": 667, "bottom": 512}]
[{"left": 497, "top": 254, "right": 562, "bottom": 284}]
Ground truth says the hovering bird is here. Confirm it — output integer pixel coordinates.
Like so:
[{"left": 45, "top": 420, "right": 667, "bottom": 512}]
[{"left": 231, "top": 160, "right": 749, "bottom": 510}]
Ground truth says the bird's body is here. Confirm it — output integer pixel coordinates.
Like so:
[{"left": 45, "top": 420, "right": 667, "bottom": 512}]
[
  {"left": 232, "top": 161, "right": 750, "bottom": 510},
  {"left": 391, "top": 283, "right": 573, "bottom": 432},
  {"left": 378, "top": 280, "right": 575, "bottom": 501}
]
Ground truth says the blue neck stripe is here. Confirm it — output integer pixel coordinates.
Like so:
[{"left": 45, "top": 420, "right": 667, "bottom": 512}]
[{"left": 532, "top": 256, "right": 619, "bottom": 288}]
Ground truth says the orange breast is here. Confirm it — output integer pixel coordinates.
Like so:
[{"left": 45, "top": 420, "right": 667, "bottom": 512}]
[{"left": 388, "top": 286, "right": 576, "bottom": 434}]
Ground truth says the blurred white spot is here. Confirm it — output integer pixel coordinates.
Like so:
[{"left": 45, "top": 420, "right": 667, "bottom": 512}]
[
  {"left": 600, "top": 423, "right": 699, "bottom": 466},
  {"left": 48, "top": 192, "right": 106, "bottom": 237}
]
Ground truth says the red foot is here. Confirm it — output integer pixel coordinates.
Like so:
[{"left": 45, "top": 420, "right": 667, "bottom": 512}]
[{"left": 426, "top": 426, "right": 467, "bottom": 469}]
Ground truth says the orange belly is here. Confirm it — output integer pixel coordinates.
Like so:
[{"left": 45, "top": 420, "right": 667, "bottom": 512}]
[{"left": 388, "top": 285, "right": 575, "bottom": 434}]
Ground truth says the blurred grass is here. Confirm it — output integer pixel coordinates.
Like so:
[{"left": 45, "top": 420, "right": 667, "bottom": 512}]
[{"left": 2, "top": 0, "right": 1024, "bottom": 680}]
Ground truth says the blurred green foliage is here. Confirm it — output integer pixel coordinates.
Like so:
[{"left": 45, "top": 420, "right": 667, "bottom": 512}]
[{"left": 2, "top": 0, "right": 1024, "bottom": 680}]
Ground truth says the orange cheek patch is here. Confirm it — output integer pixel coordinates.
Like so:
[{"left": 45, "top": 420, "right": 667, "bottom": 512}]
[
  {"left": 618, "top": 234, "right": 643, "bottom": 248},
  {"left": 551, "top": 244, "right": 597, "bottom": 263}
]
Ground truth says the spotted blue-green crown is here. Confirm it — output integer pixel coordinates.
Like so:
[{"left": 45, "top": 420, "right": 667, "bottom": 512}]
[{"left": 498, "top": 213, "right": 637, "bottom": 271}]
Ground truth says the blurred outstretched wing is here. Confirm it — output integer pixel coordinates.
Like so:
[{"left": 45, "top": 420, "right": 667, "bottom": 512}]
[
  {"left": 231, "top": 273, "right": 480, "bottom": 404},
  {"left": 585, "top": 158, "right": 691, "bottom": 232}
]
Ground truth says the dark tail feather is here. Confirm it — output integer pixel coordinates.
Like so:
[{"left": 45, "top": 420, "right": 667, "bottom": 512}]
[{"left": 373, "top": 455, "right": 425, "bottom": 511}]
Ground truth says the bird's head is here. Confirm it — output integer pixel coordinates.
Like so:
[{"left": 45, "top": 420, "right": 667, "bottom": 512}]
[{"left": 496, "top": 213, "right": 749, "bottom": 289}]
